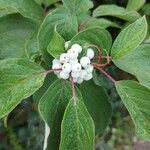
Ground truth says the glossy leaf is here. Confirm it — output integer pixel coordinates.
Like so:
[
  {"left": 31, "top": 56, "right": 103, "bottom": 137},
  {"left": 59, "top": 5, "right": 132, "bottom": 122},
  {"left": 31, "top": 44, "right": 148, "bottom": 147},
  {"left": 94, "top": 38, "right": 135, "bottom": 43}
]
[
  {"left": 0, "top": 14, "right": 37, "bottom": 60},
  {"left": 79, "top": 80, "right": 112, "bottom": 135},
  {"left": 113, "top": 44, "right": 150, "bottom": 89},
  {"left": 70, "top": 27, "right": 112, "bottom": 53},
  {"left": 60, "top": 97, "right": 95, "bottom": 150},
  {"left": 111, "top": 16, "right": 147, "bottom": 60},
  {"left": 38, "top": 80, "right": 73, "bottom": 150},
  {"left": 127, "top": 0, "right": 145, "bottom": 11},
  {"left": 0, "top": 0, "right": 44, "bottom": 23},
  {"left": 38, "top": 6, "right": 78, "bottom": 53},
  {"left": 62, "top": 0, "right": 93, "bottom": 15},
  {"left": 93, "top": 4, "right": 141, "bottom": 22},
  {"left": 0, "top": 58, "right": 46, "bottom": 118},
  {"left": 116, "top": 80, "right": 150, "bottom": 140},
  {"left": 47, "top": 29, "right": 65, "bottom": 58}
]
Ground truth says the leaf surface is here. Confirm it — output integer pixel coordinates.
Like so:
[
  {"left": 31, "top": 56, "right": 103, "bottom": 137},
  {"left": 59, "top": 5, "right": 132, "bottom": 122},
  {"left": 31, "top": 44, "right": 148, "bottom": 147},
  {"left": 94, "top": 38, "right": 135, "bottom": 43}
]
[
  {"left": 0, "top": 58, "right": 46, "bottom": 118},
  {"left": 116, "top": 80, "right": 150, "bottom": 140}
]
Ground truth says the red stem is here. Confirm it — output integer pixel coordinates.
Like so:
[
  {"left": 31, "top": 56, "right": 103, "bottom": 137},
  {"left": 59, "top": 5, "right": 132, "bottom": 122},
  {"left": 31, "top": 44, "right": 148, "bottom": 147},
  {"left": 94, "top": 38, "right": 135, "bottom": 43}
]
[
  {"left": 71, "top": 77, "right": 75, "bottom": 97},
  {"left": 45, "top": 68, "right": 62, "bottom": 75},
  {"left": 94, "top": 65, "right": 116, "bottom": 84}
]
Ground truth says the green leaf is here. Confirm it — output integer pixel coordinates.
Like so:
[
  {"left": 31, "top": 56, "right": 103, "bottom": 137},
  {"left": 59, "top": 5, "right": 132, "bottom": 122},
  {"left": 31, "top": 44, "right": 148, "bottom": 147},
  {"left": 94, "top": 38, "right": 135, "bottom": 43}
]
[
  {"left": 0, "top": 14, "right": 37, "bottom": 60},
  {"left": 38, "top": 6, "right": 78, "bottom": 54},
  {"left": 78, "top": 80, "right": 112, "bottom": 135},
  {"left": 62, "top": 0, "right": 93, "bottom": 15},
  {"left": 142, "top": 4, "right": 150, "bottom": 15},
  {"left": 60, "top": 97, "right": 95, "bottom": 150},
  {"left": 38, "top": 80, "right": 73, "bottom": 150},
  {"left": 127, "top": 0, "right": 145, "bottom": 11},
  {"left": 83, "top": 18, "right": 121, "bottom": 30},
  {"left": 47, "top": 29, "right": 65, "bottom": 58},
  {"left": 113, "top": 44, "right": 150, "bottom": 89},
  {"left": 0, "top": 7, "right": 16, "bottom": 18},
  {"left": 70, "top": 27, "right": 112, "bottom": 53},
  {"left": 25, "top": 31, "right": 41, "bottom": 61},
  {"left": 93, "top": 4, "right": 141, "bottom": 22},
  {"left": 34, "top": 0, "right": 60, "bottom": 6},
  {"left": 111, "top": 16, "right": 147, "bottom": 60},
  {"left": 0, "top": 58, "right": 46, "bottom": 118},
  {"left": 115, "top": 80, "right": 150, "bottom": 140},
  {"left": 0, "top": 0, "right": 44, "bottom": 23},
  {"left": 33, "top": 73, "right": 57, "bottom": 104}
]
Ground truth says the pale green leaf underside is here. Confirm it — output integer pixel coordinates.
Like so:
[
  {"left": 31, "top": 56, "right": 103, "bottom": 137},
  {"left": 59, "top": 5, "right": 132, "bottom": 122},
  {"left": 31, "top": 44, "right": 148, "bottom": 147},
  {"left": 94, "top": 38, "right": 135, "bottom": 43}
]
[
  {"left": 116, "top": 80, "right": 150, "bottom": 140},
  {"left": 79, "top": 80, "right": 112, "bottom": 135},
  {"left": 62, "top": 0, "right": 93, "bottom": 15},
  {"left": 39, "top": 79, "right": 81, "bottom": 150},
  {"left": 113, "top": 44, "right": 150, "bottom": 89},
  {"left": 112, "top": 16, "right": 147, "bottom": 60},
  {"left": 38, "top": 6, "right": 78, "bottom": 52},
  {"left": 60, "top": 97, "right": 95, "bottom": 150},
  {"left": 93, "top": 4, "right": 141, "bottom": 22},
  {"left": 70, "top": 27, "right": 112, "bottom": 53},
  {"left": 0, "top": 14, "right": 37, "bottom": 60},
  {"left": 0, "top": 58, "right": 46, "bottom": 118},
  {"left": 127, "top": 0, "right": 145, "bottom": 11},
  {"left": 0, "top": 0, "right": 44, "bottom": 23},
  {"left": 47, "top": 30, "right": 65, "bottom": 58}
]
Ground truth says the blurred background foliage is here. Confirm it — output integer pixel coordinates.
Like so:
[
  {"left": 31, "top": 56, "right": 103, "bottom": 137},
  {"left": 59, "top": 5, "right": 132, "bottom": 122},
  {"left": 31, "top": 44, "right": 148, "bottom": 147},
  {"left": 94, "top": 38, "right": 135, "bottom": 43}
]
[{"left": 0, "top": 0, "right": 150, "bottom": 150}]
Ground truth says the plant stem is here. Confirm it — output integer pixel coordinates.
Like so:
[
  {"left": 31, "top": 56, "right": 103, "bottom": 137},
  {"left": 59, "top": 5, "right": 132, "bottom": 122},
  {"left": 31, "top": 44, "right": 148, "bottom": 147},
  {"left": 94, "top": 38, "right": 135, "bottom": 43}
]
[
  {"left": 94, "top": 65, "right": 116, "bottom": 84},
  {"left": 45, "top": 68, "right": 62, "bottom": 75},
  {"left": 78, "top": 17, "right": 95, "bottom": 32},
  {"left": 71, "top": 77, "right": 75, "bottom": 97}
]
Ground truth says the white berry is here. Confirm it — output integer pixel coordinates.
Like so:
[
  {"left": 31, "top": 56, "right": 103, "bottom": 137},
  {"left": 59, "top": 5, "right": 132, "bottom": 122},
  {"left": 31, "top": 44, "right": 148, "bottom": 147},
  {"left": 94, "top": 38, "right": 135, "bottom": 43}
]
[
  {"left": 71, "top": 44, "right": 82, "bottom": 53},
  {"left": 71, "top": 71, "right": 80, "bottom": 78},
  {"left": 72, "top": 77, "right": 78, "bottom": 83},
  {"left": 85, "top": 65, "right": 94, "bottom": 73},
  {"left": 60, "top": 53, "right": 69, "bottom": 63},
  {"left": 80, "top": 57, "right": 90, "bottom": 68},
  {"left": 80, "top": 70, "right": 87, "bottom": 79},
  {"left": 52, "top": 63, "right": 62, "bottom": 74},
  {"left": 60, "top": 71, "right": 69, "bottom": 80},
  {"left": 62, "top": 63, "right": 71, "bottom": 73},
  {"left": 69, "top": 59, "right": 78, "bottom": 65},
  {"left": 87, "top": 48, "right": 94, "bottom": 59},
  {"left": 71, "top": 63, "right": 81, "bottom": 72},
  {"left": 65, "top": 41, "right": 70, "bottom": 50},
  {"left": 52, "top": 59, "right": 60, "bottom": 65},
  {"left": 67, "top": 49, "right": 78, "bottom": 59},
  {"left": 57, "top": 73, "right": 61, "bottom": 79},
  {"left": 77, "top": 78, "right": 83, "bottom": 84},
  {"left": 84, "top": 73, "right": 93, "bottom": 81}
]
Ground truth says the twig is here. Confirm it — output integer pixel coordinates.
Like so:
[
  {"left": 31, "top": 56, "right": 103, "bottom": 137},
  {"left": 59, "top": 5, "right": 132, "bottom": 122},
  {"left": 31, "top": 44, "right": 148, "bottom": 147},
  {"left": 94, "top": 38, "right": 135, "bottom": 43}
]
[
  {"left": 78, "top": 17, "right": 95, "bottom": 32},
  {"left": 45, "top": 68, "right": 62, "bottom": 75},
  {"left": 94, "top": 65, "right": 116, "bottom": 84}
]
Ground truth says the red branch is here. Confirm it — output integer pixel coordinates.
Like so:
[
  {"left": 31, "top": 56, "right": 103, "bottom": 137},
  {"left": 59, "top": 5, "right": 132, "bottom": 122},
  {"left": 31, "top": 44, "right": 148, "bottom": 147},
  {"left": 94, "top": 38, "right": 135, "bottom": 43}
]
[
  {"left": 45, "top": 68, "right": 62, "bottom": 75},
  {"left": 94, "top": 65, "right": 116, "bottom": 84}
]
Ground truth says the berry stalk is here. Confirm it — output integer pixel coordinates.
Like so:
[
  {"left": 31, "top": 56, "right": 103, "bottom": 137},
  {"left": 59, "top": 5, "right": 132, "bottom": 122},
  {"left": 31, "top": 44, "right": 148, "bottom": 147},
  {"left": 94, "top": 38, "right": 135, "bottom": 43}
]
[{"left": 94, "top": 65, "right": 116, "bottom": 84}]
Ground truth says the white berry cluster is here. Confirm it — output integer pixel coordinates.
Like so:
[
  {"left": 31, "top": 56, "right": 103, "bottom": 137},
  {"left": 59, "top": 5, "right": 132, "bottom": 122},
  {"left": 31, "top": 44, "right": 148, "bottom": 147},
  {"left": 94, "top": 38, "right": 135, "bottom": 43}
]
[{"left": 52, "top": 44, "right": 94, "bottom": 84}]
